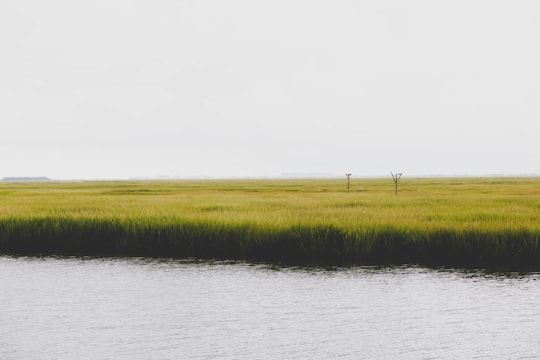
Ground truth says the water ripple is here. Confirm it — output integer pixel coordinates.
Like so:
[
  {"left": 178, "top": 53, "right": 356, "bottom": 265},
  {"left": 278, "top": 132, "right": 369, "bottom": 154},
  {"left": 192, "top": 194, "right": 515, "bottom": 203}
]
[{"left": 1, "top": 256, "right": 540, "bottom": 359}]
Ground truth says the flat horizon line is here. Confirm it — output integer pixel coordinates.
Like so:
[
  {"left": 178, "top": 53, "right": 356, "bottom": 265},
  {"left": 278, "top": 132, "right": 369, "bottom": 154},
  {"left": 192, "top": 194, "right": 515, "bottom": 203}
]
[{"left": 3, "top": 173, "right": 540, "bottom": 182}]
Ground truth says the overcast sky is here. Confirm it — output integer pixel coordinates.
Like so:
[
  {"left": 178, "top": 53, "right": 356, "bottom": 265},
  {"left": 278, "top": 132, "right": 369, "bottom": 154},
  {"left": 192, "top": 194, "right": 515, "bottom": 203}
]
[{"left": 1, "top": 1, "right": 539, "bottom": 179}]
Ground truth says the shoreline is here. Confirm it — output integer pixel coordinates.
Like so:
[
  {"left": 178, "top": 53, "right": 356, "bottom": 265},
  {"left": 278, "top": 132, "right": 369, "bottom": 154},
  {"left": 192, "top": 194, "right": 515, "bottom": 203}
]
[{"left": 1, "top": 218, "right": 539, "bottom": 269}]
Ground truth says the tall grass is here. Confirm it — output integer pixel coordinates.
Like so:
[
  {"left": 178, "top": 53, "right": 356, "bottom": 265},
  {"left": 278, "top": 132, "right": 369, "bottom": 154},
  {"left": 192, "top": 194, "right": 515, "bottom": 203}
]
[{"left": 0, "top": 178, "right": 539, "bottom": 267}]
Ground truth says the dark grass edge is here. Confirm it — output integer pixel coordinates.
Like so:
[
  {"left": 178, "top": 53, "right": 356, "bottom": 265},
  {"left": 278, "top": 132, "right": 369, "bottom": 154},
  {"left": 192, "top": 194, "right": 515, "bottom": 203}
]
[{"left": 1, "top": 217, "right": 540, "bottom": 270}]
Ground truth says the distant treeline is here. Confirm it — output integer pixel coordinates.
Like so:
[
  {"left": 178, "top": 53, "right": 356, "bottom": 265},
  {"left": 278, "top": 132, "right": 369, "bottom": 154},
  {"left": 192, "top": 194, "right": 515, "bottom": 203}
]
[{"left": 1, "top": 177, "right": 51, "bottom": 182}]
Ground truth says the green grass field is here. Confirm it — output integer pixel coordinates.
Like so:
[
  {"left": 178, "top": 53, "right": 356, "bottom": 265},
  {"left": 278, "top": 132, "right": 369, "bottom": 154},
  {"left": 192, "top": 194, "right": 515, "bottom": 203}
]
[{"left": 1, "top": 177, "right": 539, "bottom": 268}]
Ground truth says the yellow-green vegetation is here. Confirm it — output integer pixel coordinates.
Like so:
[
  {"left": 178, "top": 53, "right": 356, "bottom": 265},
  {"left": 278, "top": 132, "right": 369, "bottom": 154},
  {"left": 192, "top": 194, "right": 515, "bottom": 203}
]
[{"left": 1, "top": 177, "right": 539, "bottom": 268}]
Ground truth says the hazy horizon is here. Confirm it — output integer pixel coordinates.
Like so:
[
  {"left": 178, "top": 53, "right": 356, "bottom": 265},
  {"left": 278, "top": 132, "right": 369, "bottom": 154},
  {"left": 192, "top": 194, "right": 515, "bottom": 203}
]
[
  {"left": 3, "top": 172, "right": 540, "bottom": 182},
  {"left": 2, "top": 1, "right": 539, "bottom": 180}
]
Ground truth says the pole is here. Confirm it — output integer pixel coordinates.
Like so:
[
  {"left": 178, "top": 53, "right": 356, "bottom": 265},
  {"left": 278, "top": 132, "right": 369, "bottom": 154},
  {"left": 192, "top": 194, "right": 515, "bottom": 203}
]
[
  {"left": 345, "top": 173, "right": 352, "bottom": 191},
  {"left": 391, "top": 172, "right": 402, "bottom": 196}
]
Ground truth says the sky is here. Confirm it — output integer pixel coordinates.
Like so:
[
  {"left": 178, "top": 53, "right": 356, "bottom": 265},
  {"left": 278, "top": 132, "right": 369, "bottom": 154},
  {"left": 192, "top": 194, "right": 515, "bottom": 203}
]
[{"left": 1, "top": 0, "right": 539, "bottom": 180}]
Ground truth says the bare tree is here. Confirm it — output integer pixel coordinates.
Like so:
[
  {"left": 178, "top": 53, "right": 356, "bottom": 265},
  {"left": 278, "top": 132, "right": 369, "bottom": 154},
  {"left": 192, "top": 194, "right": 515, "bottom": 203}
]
[
  {"left": 345, "top": 173, "right": 352, "bottom": 190},
  {"left": 391, "top": 172, "right": 402, "bottom": 196}
]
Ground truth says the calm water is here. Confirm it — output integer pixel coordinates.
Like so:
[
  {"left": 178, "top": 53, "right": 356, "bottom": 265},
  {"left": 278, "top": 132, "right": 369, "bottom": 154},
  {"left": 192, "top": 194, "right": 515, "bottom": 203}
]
[{"left": 1, "top": 256, "right": 540, "bottom": 359}]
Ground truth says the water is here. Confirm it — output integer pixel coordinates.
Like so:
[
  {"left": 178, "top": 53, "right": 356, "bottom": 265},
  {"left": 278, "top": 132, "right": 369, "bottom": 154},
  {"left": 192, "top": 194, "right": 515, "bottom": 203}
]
[{"left": 1, "top": 256, "right": 540, "bottom": 359}]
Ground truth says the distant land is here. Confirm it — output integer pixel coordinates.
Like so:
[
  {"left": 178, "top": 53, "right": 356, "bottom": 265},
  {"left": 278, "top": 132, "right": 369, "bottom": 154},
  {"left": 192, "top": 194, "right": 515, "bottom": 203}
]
[
  {"left": 1, "top": 173, "right": 539, "bottom": 182},
  {"left": 1, "top": 177, "right": 52, "bottom": 182},
  {"left": 125, "top": 173, "right": 540, "bottom": 181}
]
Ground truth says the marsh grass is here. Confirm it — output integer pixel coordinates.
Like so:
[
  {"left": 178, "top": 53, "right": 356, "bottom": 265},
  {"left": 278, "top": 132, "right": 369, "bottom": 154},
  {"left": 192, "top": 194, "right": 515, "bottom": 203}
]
[{"left": 0, "top": 178, "right": 539, "bottom": 267}]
